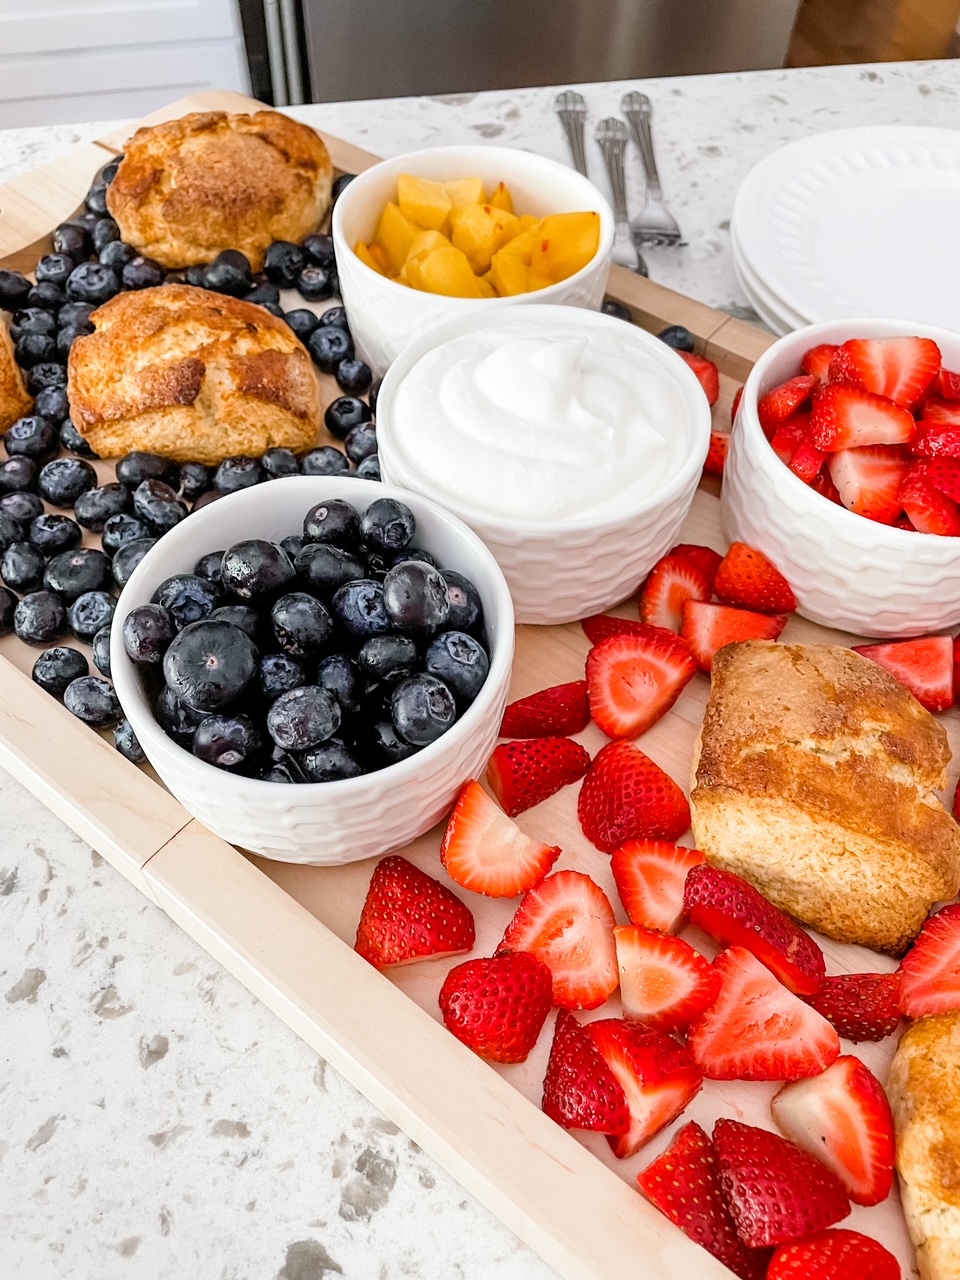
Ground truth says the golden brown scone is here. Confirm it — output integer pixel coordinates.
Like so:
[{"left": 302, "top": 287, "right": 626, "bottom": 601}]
[
  {"left": 690, "top": 641, "right": 960, "bottom": 955},
  {"left": 889, "top": 1012, "right": 960, "bottom": 1279},
  {"left": 106, "top": 110, "right": 332, "bottom": 271},
  {"left": 67, "top": 284, "right": 320, "bottom": 464},
  {"left": 0, "top": 317, "right": 33, "bottom": 430}
]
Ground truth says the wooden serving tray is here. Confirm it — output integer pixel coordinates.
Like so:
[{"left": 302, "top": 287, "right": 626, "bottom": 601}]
[{"left": 0, "top": 90, "right": 944, "bottom": 1280}]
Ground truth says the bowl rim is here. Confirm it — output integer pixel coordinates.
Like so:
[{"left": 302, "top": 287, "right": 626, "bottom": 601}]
[
  {"left": 110, "top": 475, "right": 516, "bottom": 797},
  {"left": 375, "top": 302, "right": 713, "bottom": 534},
  {"left": 331, "top": 143, "right": 615, "bottom": 310}
]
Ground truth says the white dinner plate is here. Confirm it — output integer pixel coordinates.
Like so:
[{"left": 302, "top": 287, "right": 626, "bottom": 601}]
[{"left": 730, "top": 222, "right": 808, "bottom": 335}]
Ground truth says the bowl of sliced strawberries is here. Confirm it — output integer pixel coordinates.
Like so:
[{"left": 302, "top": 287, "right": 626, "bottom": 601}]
[{"left": 722, "top": 317, "right": 960, "bottom": 636}]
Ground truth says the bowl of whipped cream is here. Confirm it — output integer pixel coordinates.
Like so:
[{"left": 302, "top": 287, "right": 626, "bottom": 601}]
[{"left": 376, "top": 305, "right": 711, "bottom": 624}]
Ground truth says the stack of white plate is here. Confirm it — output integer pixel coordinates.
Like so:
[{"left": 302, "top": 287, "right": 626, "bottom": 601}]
[{"left": 730, "top": 125, "right": 960, "bottom": 336}]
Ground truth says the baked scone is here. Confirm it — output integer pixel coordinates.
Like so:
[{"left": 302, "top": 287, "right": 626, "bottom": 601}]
[
  {"left": 106, "top": 110, "right": 332, "bottom": 271},
  {"left": 690, "top": 641, "right": 960, "bottom": 955},
  {"left": 0, "top": 317, "right": 33, "bottom": 430},
  {"left": 889, "top": 1011, "right": 960, "bottom": 1279},
  {"left": 67, "top": 284, "right": 320, "bottom": 464}
]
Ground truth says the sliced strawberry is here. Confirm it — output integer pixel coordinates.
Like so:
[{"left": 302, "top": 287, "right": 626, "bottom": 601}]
[
  {"left": 615, "top": 924, "right": 720, "bottom": 1031},
  {"left": 828, "top": 444, "right": 908, "bottom": 524},
  {"left": 638, "top": 1122, "right": 772, "bottom": 1280},
  {"left": 581, "top": 614, "right": 672, "bottom": 646},
  {"left": 713, "top": 1118, "right": 850, "bottom": 1249},
  {"left": 852, "top": 635, "right": 954, "bottom": 712},
  {"left": 680, "top": 600, "right": 787, "bottom": 672},
  {"left": 810, "top": 384, "right": 915, "bottom": 451},
  {"left": 713, "top": 541, "right": 797, "bottom": 613},
  {"left": 704, "top": 430, "right": 728, "bottom": 477},
  {"left": 899, "top": 901, "right": 960, "bottom": 1017},
  {"left": 678, "top": 350, "right": 720, "bottom": 405},
  {"left": 912, "top": 420, "right": 960, "bottom": 459},
  {"left": 770, "top": 415, "right": 809, "bottom": 468},
  {"left": 899, "top": 466, "right": 960, "bottom": 534},
  {"left": 937, "top": 367, "right": 960, "bottom": 401},
  {"left": 440, "top": 780, "right": 561, "bottom": 897},
  {"left": 767, "top": 1229, "right": 901, "bottom": 1280},
  {"left": 684, "top": 863, "right": 825, "bottom": 995},
  {"left": 803, "top": 972, "right": 901, "bottom": 1043},
  {"left": 438, "top": 951, "right": 553, "bottom": 1064},
  {"left": 586, "top": 631, "right": 696, "bottom": 740},
  {"left": 921, "top": 394, "right": 960, "bottom": 427},
  {"left": 758, "top": 375, "right": 818, "bottom": 435},
  {"left": 669, "top": 542, "right": 724, "bottom": 591},
  {"left": 487, "top": 737, "right": 589, "bottom": 817},
  {"left": 811, "top": 465, "right": 843, "bottom": 505},
  {"left": 499, "top": 869, "right": 618, "bottom": 1009},
  {"left": 354, "top": 855, "right": 476, "bottom": 969},
  {"left": 500, "top": 680, "right": 589, "bottom": 738},
  {"left": 586, "top": 1018, "right": 702, "bottom": 1158},
  {"left": 801, "top": 342, "right": 839, "bottom": 383},
  {"left": 611, "top": 839, "right": 705, "bottom": 933},
  {"left": 639, "top": 554, "right": 710, "bottom": 633},
  {"left": 771, "top": 1055, "right": 895, "bottom": 1206},
  {"left": 828, "top": 335, "right": 941, "bottom": 408},
  {"left": 955, "top": 633, "right": 960, "bottom": 699},
  {"left": 688, "top": 947, "right": 839, "bottom": 1081},
  {"left": 578, "top": 741, "right": 690, "bottom": 852},
  {"left": 790, "top": 434, "right": 827, "bottom": 484},
  {"left": 730, "top": 385, "right": 744, "bottom": 425},
  {"left": 910, "top": 456, "right": 960, "bottom": 503},
  {"left": 541, "top": 1009, "right": 630, "bottom": 1134}
]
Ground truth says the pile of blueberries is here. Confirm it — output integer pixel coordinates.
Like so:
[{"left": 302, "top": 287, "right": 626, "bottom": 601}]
[{"left": 121, "top": 496, "right": 490, "bottom": 782}]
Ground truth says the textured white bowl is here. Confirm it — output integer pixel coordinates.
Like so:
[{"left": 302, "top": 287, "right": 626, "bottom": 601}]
[
  {"left": 111, "top": 476, "right": 515, "bottom": 865},
  {"left": 722, "top": 316, "right": 960, "bottom": 637},
  {"left": 376, "top": 305, "right": 713, "bottom": 625},
  {"left": 332, "top": 145, "right": 614, "bottom": 376}
]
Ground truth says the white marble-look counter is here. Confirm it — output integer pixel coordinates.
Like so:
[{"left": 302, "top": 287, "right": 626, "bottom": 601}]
[{"left": 1, "top": 59, "right": 957, "bottom": 1280}]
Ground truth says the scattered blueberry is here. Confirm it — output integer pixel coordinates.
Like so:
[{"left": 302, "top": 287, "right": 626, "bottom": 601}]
[
  {"left": 84, "top": 185, "right": 109, "bottom": 216},
  {"left": 284, "top": 308, "right": 320, "bottom": 342},
  {"left": 91, "top": 625, "right": 112, "bottom": 677},
  {"left": 244, "top": 282, "right": 281, "bottom": 307},
  {"left": 0, "top": 492, "right": 42, "bottom": 524},
  {"left": 133, "top": 479, "right": 187, "bottom": 532},
  {"left": 0, "top": 586, "right": 14, "bottom": 636},
  {"left": 101, "top": 512, "right": 150, "bottom": 555},
  {"left": 1, "top": 541, "right": 46, "bottom": 592},
  {"left": 91, "top": 218, "right": 120, "bottom": 253},
  {"left": 11, "top": 307, "right": 57, "bottom": 342},
  {"left": 116, "top": 451, "right": 177, "bottom": 490},
  {"left": 15, "top": 332, "right": 57, "bottom": 367},
  {"left": 204, "top": 250, "right": 252, "bottom": 297},
  {"left": 74, "top": 483, "right": 132, "bottom": 531},
  {"left": 264, "top": 241, "right": 305, "bottom": 288},
  {"left": 122, "top": 256, "right": 165, "bottom": 290},
  {"left": 356, "top": 455, "right": 381, "bottom": 481},
  {"left": 4, "top": 415, "right": 57, "bottom": 460},
  {"left": 112, "top": 538, "right": 156, "bottom": 588},
  {"left": 60, "top": 419, "right": 97, "bottom": 458},
  {"left": 657, "top": 324, "right": 696, "bottom": 353},
  {"left": 261, "top": 447, "right": 299, "bottom": 480},
  {"left": 52, "top": 224, "right": 90, "bottom": 259},
  {"left": 0, "top": 457, "right": 38, "bottom": 495},
  {"left": 32, "top": 646, "right": 88, "bottom": 697},
  {"left": 335, "top": 359, "right": 372, "bottom": 396},
  {"left": 302, "top": 233, "right": 336, "bottom": 268},
  {"left": 0, "top": 269, "right": 32, "bottom": 312},
  {"left": 213, "top": 456, "right": 262, "bottom": 493},
  {"left": 26, "top": 281, "right": 66, "bottom": 311},
  {"left": 34, "top": 386, "right": 69, "bottom": 423},
  {"left": 317, "top": 306, "right": 349, "bottom": 331},
  {"left": 98, "top": 240, "right": 137, "bottom": 272},
  {"left": 35, "top": 254, "right": 75, "bottom": 287},
  {"left": 67, "top": 590, "right": 116, "bottom": 641},
  {"left": 58, "top": 300, "right": 95, "bottom": 331},
  {"left": 65, "top": 262, "right": 120, "bottom": 306},
  {"left": 0, "top": 512, "right": 23, "bottom": 551},
  {"left": 178, "top": 461, "right": 210, "bottom": 500},
  {"left": 309, "top": 326, "right": 353, "bottom": 373},
  {"left": 114, "top": 719, "right": 146, "bottom": 764},
  {"left": 38, "top": 457, "right": 97, "bottom": 506},
  {"left": 44, "top": 548, "right": 112, "bottom": 601},
  {"left": 344, "top": 421, "right": 378, "bottom": 465},
  {"left": 14, "top": 591, "right": 67, "bottom": 645},
  {"left": 64, "top": 676, "right": 121, "bottom": 727},
  {"left": 299, "top": 446, "right": 349, "bottom": 476},
  {"left": 27, "top": 363, "right": 68, "bottom": 394},
  {"left": 29, "top": 513, "right": 81, "bottom": 555}
]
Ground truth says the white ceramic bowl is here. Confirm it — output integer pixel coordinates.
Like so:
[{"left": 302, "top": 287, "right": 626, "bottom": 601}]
[
  {"left": 111, "top": 476, "right": 515, "bottom": 865},
  {"left": 376, "top": 305, "right": 713, "bottom": 626},
  {"left": 723, "top": 316, "right": 960, "bottom": 637},
  {"left": 332, "top": 145, "right": 614, "bottom": 375}
]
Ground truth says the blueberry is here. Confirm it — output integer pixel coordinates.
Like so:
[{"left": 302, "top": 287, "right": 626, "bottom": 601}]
[
  {"left": 317, "top": 306, "right": 349, "bottom": 331},
  {"left": 32, "top": 646, "right": 88, "bottom": 697},
  {"left": 424, "top": 630, "right": 489, "bottom": 704},
  {"left": 192, "top": 714, "right": 262, "bottom": 770},
  {"left": 303, "top": 497, "right": 360, "bottom": 547},
  {"left": 14, "top": 591, "right": 67, "bottom": 645},
  {"left": 67, "top": 590, "right": 115, "bottom": 640},
  {"left": 52, "top": 224, "right": 90, "bottom": 259},
  {"left": 356, "top": 455, "right": 381, "bottom": 481},
  {"left": 0, "top": 586, "right": 14, "bottom": 636},
  {"left": 1, "top": 541, "right": 45, "bottom": 592},
  {"left": 69, "top": 212, "right": 99, "bottom": 233},
  {"left": 194, "top": 550, "right": 225, "bottom": 585},
  {"left": 120, "top": 256, "right": 165, "bottom": 290},
  {"left": 261, "top": 447, "right": 299, "bottom": 480},
  {"left": 0, "top": 492, "right": 42, "bottom": 525},
  {"left": 259, "top": 302, "right": 285, "bottom": 319},
  {"left": 44, "top": 548, "right": 112, "bottom": 601},
  {"left": 133, "top": 479, "right": 188, "bottom": 533},
  {"left": 64, "top": 675, "right": 121, "bottom": 726},
  {"left": 4, "top": 415, "right": 57, "bottom": 461},
  {"left": 302, "top": 233, "right": 336, "bottom": 268},
  {"left": 260, "top": 652, "right": 307, "bottom": 700},
  {"left": 298, "top": 738, "right": 363, "bottom": 782},
  {"left": 270, "top": 592, "right": 334, "bottom": 658},
  {"left": 266, "top": 685, "right": 340, "bottom": 751},
  {"left": 0, "top": 457, "right": 38, "bottom": 495},
  {"left": 221, "top": 539, "right": 295, "bottom": 600},
  {"left": 122, "top": 603, "right": 176, "bottom": 663},
  {"left": 60, "top": 419, "right": 98, "bottom": 458},
  {"left": 210, "top": 603, "right": 260, "bottom": 638},
  {"left": 38, "top": 457, "right": 97, "bottom": 506},
  {"left": 34, "top": 385, "right": 69, "bottom": 423},
  {"left": 284, "top": 308, "right": 320, "bottom": 342},
  {"left": 363, "top": 550, "right": 391, "bottom": 581},
  {"left": 368, "top": 378, "right": 382, "bottom": 413},
  {"left": 280, "top": 534, "right": 305, "bottom": 561},
  {"left": 657, "top": 324, "right": 696, "bottom": 353},
  {"left": 260, "top": 760, "right": 298, "bottom": 783},
  {"left": 245, "top": 282, "right": 281, "bottom": 308},
  {"left": 112, "top": 537, "right": 156, "bottom": 588},
  {"left": 29, "top": 513, "right": 81, "bottom": 555},
  {"left": 101, "top": 512, "right": 150, "bottom": 555},
  {"left": 357, "top": 634, "right": 417, "bottom": 683},
  {"left": 390, "top": 673, "right": 456, "bottom": 746},
  {"left": 0, "top": 512, "right": 23, "bottom": 551},
  {"left": 440, "top": 568, "right": 483, "bottom": 634},
  {"left": 156, "top": 685, "right": 207, "bottom": 746},
  {"left": 57, "top": 328, "right": 87, "bottom": 361},
  {"left": 309, "top": 326, "right": 353, "bottom": 372},
  {"left": 115, "top": 719, "right": 145, "bottom": 764},
  {"left": 335, "top": 359, "right": 372, "bottom": 396},
  {"left": 85, "top": 185, "right": 109, "bottom": 216},
  {"left": 295, "top": 543, "right": 365, "bottom": 596},
  {"left": 331, "top": 578, "right": 390, "bottom": 640},
  {"left": 65, "top": 262, "right": 120, "bottom": 306},
  {"left": 316, "top": 652, "right": 362, "bottom": 714},
  {"left": 264, "top": 241, "right": 305, "bottom": 288},
  {"left": 296, "top": 265, "right": 331, "bottom": 303},
  {"left": 191, "top": 490, "right": 225, "bottom": 512},
  {"left": 0, "top": 270, "right": 32, "bottom": 312},
  {"left": 26, "top": 282, "right": 66, "bottom": 311},
  {"left": 152, "top": 574, "right": 221, "bottom": 629},
  {"left": 74, "top": 483, "right": 132, "bottom": 532},
  {"left": 600, "top": 298, "right": 632, "bottom": 324},
  {"left": 98, "top": 240, "right": 137, "bottom": 272},
  {"left": 353, "top": 718, "right": 419, "bottom": 769},
  {"left": 344, "top": 421, "right": 378, "bottom": 465},
  {"left": 116, "top": 451, "right": 178, "bottom": 490},
  {"left": 213, "top": 456, "right": 262, "bottom": 493},
  {"left": 11, "top": 308, "right": 57, "bottom": 342},
  {"left": 323, "top": 398, "right": 369, "bottom": 443},
  {"left": 92, "top": 625, "right": 112, "bottom": 678},
  {"left": 15, "top": 333, "right": 57, "bottom": 367},
  {"left": 58, "top": 301, "right": 95, "bottom": 331},
  {"left": 204, "top": 250, "right": 252, "bottom": 297},
  {"left": 27, "top": 364, "right": 68, "bottom": 394},
  {"left": 382, "top": 561, "right": 449, "bottom": 636},
  {"left": 299, "top": 446, "right": 349, "bottom": 476},
  {"left": 36, "top": 254, "right": 76, "bottom": 287},
  {"left": 163, "top": 619, "right": 259, "bottom": 713},
  {"left": 91, "top": 218, "right": 121, "bottom": 253},
  {"left": 361, "top": 497, "right": 415, "bottom": 554},
  {"left": 185, "top": 266, "right": 207, "bottom": 288},
  {"left": 178, "top": 461, "right": 211, "bottom": 500}
]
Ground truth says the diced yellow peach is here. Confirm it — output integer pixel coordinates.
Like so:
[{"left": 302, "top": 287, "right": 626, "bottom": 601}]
[
  {"left": 488, "top": 181, "right": 514, "bottom": 214},
  {"left": 517, "top": 214, "right": 539, "bottom": 233},
  {"left": 405, "top": 229, "right": 451, "bottom": 260},
  {"left": 486, "top": 250, "right": 528, "bottom": 297},
  {"left": 529, "top": 211, "right": 601, "bottom": 284},
  {"left": 397, "top": 174, "right": 452, "bottom": 231},
  {"left": 355, "top": 240, "right": 387, "bottom": 276},
  {"left": 497, "top": 224, "right": 540, "bottom": 265},
  {"left": 475, "top": 276, "right": 496, "bottom": 299},
  {"left": 526, "top": 270, "right": 554, "bottom": 292},
  {"left": 450, "top": 204, "right": 520, "bottom": 274},
  {"left": 372, "top": 201, "right": 418, "bottom": 274},
  {"left": 416, "top": 246, "right": 483, "bottom": 298},
  {"left": 444, "top": 176, "right": 486, "bottom": 208}
]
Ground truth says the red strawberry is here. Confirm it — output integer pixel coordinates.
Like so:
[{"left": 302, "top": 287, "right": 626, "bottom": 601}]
[
  {"left": 937, "top": 367, "right": 960, "bottom": 400},
  {"left": 499, "top": 869, "right": 618, "bottom": 1009},
  {"left": 486, "top": 736, "right": 590, "bottom": 817},
  {"left": 730, "top": 384, "right": 744, "bottom": 425},
  {"left": 670, "top": 542, "right": 724, "bottom": 591},
  {"left": 790, "top": 434, "right": 828, "bottom": 484},
  {"left": 438, "top": 951, "right": 553, "bottom": 1064},
  {"left": 639, "top": 554, "right": 710, "bottom": 633},
  {"left": 688, "top": 947, "right": 839, "bottom": 1081},
  {"left": 912, "top": 420, "right": 960, "bottom": 459},
  {"left": 803, "top": 972, "right": 901, "bottom": 1043},
  {"left": 801, "top": 342, "right": 839, "bottom": 383},
  {"left": 615, "top": 924, "right": 720, "bottom": 1031},
  {"left": 811, "top": 465, "right": 843, "bottom": 505},
  {"left": 899, "top": 902, "right": 960, "bottom": 1018},
  {"left": 578, "top": 741, "right": 690, "bottom": 852},
  {"left": 852, "top": 635, "right": 954, "bottom": 712},
  {"left": 922, "top": 395, "right": 960, "bottom": 427},
  {"left": 829, "top": 335, "right": 941, "bottom": 408},
  {"left": 684, "top": 863, "right": 825, "bottom": 995},
  {"left": 611, "top": 839, "right": 705, "bottom": 933},
  {"left": 704, "top": 430, "right": 728, "bottom": 476},
  {"left": 639, "top": 1123, "right": 772, "bottom": 1280},
  {"left": 899, "top": 466, "right": 960, "bottom": 534},
  {"left": 586, "top": 631, "right": 696, "bottom": 740},
  {"left": 713, "top": 1118, "right": 850, "bottom": 1249},
  {"left": 810, "top": 384, "right": 915, "bottom": 451},
  {"left": 910, "top": 456, "right": 960, "bottom": 502},
  {"left": 541, "top": 1009, "right": 630, "bottom": 1133},
  {"left": 758, "top": 375, "right": 818, "bottom": 434},
  {"left": 500, "top": 680, "right": 589, "bottom": 738},
  {"left": 586, "top": 1018, "right": 702, "bottom": 1158},
  {"left": 440, "top": 780, "right": 561, "bottom": 897},
  {"left": 770, "top": 415, "right": 809, "bottom": 467},
  {"left": 771, "top": 1055, "right": 895, "bottom": 1206},
  {"left": 955, "top": 633, "right": 960, "bottom": 699},
  {"left": 767, "top": 1229, "right": 901, "bottom": 1280},
  {"left": 355, "top": 855, "right": 476, "bottom": 969},
  {"left": 581, "top": 614, "right": 672, "bottom": 646},
  {"left": 680, "top": 600, "right": 787, "bottom": 672},
  {"left": 678, "top": 350, "right": 720, "bottom": 405},
  {"left": 713, "top": 541, "right": 797, "bottom": 613},
  {"left": 828, "top": 444, "right": 908, "bottom": 524}
]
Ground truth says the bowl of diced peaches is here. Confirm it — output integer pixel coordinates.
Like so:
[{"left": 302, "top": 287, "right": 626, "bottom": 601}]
[{"left": 331, "top": 145, "right": 614, "bottom": 373}]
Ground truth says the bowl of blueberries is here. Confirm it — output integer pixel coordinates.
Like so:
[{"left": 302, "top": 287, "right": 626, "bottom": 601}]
[{"left": 110, "top": 475, "right": 514, "bottom": 864}]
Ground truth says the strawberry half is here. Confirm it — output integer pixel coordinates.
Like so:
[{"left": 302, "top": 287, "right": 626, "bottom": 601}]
[
  {"left": 921, "top": 395, "right": 960, "bottom": 427},
  {"left": 541, "top": 1009, "right": 630, "bottom": 1134},
  {"left": 790, "top": 433, "right": 828, "bottom": 485},
  {"left": 585, "top": 631, "right": 696, "bottom": 740},
  {"left": 828, "top": 444, "right": 908, "bottom": 524},
  {"left": 499, "top": 869, "right": 618, "bottom": 1009},
  {"left": 810, "top": 384, "right": 915, "bottom": 451},
  {"left": 937, "top": 367, "right": 960, "bottom": 400},
  {"left": 731, "top": 385, "right": 744, "bottom": 425},
  {"left": 678, "top": 350, "right": 720, "bottom": 405},
  {"left": 680, "top": 600, "right": 787, "bottom": 672},
  {"left": 803, "top": 972, "right": 901, "bottom": 1043},
  {"left": 899, "top": 465, "right": 960, "bottom": 534},
  {"left": 611, "top": 838, "right": 705, "bottom": 933},
  {"left": 578, "top": 741, "right": 690, "bottom": 852},
  {"left": 713, "top": 1118, "right": 850, "bottom": 1249},
  {"left": 801, "top": 342, "right": 839, "bottom": 383},
  {"left": 439, "top": 952, "right": 553, "bottom": 1063},
  {"left": 440, "top": 780, "right": 561, "bottom": 897},
  {"left": 758, "top": 374, "right": 819, "bottom": 435},
  {"left": 704, "top": 430, "right": 728, "bottom": 476},
  {"left": 910, "top": 456, "right": 960, "bottom": 503},
  {"left": 684, "top": 863, "right": 825, "bottom": 994},
  {"left": 586, "top": 1018, "right": 702, "bottom": 1158},
  {"left": 638, "top": 1122, "right": 772, "bottom": 1280},
  {"left": 670, "top": 543, "right": 724, "bottom": 591},
  {"left": 767, "top": 1229, "right": 901, "bottom": 1280},
  {"left": 615, "top": 924, "right": 720, "bottom": 1031},
  {"left": 639, "top": 554, "right": 710, "bottom": 633},
  {"left": 771, "top": 1055, "right": 895, "bottom": 1206},
  {"left": 500, "top": 680, "right": 589, "bottom": 738},
  {"left": 829, "top": 335, "right": 941, "bottom": 408},
  {"left": 486, "top": 737, "right": 590, "bottom": 817},
  {"left": 354, "top": 855, "right": 475, "bottom": 969},
  {"left": 853, "top": 635, "right": 954, "bottom": 712},
  {"left": 899, "top": 901, "right": 960, "bottom": 1018},
  {"left": 912, "top": 420, "right": 960, "bottom": 459},
  {"left": 770, "top": 414, "right": 808, "bottom": 468},
  {"left": 688, "top": 947, "right": 839, "bottom": 1081},
  {"left": 713, "top": 542, "right": 797, "bottom": 613},
  {"left": 581, "top": 614, "right": 672, "bottom": 646}
]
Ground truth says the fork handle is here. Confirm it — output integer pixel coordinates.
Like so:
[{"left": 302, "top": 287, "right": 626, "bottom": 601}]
[
  {"left": 554, "top": 92, "right": 588, "bottom": 178},
  {"left": 622, "top": 92, "right": 663, "bottom": 199},
  {"left": 595, "top": 120, "right": 629, "bottom": 225}
]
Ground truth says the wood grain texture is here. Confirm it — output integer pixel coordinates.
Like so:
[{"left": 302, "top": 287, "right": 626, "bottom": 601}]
[{"left": 788, "top": 0, "right": 960, "bottom": 65}]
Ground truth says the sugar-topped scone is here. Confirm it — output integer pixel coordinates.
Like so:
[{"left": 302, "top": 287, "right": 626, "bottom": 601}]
[{"left": 0, "top": 317, "right": 33, "bottom": 430}]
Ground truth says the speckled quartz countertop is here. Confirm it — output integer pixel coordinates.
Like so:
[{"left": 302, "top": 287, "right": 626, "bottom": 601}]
[{"left": 1, "top": 59, "right": 957, "bottom": 1280}]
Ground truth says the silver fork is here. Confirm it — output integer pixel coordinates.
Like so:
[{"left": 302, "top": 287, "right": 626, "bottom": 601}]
[
  {"left": 595, "top": 117, "right": 648, "bottom": 276},
  {"left": 553, "top": 90, "right": 588, "bottom": 177},
  {"left": 621, "top": 91, "right": 683, "bottom": 247}
]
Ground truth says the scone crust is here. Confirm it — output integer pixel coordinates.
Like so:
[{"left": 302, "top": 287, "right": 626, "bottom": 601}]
[
  {"left": 0, "top": 319, "right": 34, "bottom": 430},
  {"left": 67, "top": 284, "right": 320, "bottom": 464},
  {"left": 106, "top": 110, "right": 332, "bottom": 271}
]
